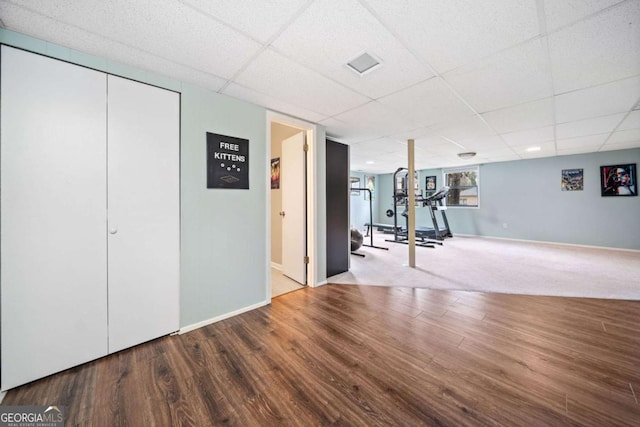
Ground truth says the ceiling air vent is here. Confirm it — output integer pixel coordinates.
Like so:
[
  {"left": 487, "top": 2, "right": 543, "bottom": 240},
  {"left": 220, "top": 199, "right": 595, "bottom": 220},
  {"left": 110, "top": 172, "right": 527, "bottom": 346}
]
[{"left": 346, "top": 52, "right": 382, "bottom": 75}]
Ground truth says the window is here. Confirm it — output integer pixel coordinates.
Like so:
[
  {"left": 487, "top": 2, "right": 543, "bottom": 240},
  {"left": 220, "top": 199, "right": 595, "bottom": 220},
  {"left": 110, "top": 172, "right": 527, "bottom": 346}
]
[{"left": 443, "top": 166, "right": 479, "bottom": 207}]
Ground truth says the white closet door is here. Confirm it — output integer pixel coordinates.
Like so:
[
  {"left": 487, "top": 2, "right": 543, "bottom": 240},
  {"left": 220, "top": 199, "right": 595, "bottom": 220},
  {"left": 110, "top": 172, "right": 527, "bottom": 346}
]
[
  {"left": 107, "top": 76, "right": 180, "bottom": 353},
  {"left": 1, "top": 46, "right": 108, "bottom": 390}
]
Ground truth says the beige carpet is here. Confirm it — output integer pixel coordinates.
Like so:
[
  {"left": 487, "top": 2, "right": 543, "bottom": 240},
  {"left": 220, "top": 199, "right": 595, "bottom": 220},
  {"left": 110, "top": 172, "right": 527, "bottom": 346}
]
[{"left": 331, "top": 232, "right": 640, "bottom": 300}]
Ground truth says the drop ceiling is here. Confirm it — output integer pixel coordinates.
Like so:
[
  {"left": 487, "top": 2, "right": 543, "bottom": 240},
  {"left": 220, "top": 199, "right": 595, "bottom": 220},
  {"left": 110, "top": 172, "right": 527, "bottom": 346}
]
[{"left": 1, "top": 0, "right": 639, "bottom": 174}]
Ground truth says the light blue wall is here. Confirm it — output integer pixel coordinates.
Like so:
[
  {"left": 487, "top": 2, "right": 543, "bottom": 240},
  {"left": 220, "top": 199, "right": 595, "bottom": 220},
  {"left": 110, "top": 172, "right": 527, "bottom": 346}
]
[
  {"left": 376, "top": 149, "right": 640, "bottom": 250},
  {"left": 0, "top": 29, "right": 276, "bottom": 327},
  {"left": 180, "top": 85, "right": 267, "bottom": 326}
]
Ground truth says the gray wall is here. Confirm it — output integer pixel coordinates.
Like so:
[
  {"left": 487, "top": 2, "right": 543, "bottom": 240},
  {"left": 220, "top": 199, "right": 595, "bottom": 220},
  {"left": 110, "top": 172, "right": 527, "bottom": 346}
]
[
  {"left": 376, "top": 149, "right": 640, "bottom": 250},
  {"left": 0, "top": 29, "right": 328, "bottom": 328}
]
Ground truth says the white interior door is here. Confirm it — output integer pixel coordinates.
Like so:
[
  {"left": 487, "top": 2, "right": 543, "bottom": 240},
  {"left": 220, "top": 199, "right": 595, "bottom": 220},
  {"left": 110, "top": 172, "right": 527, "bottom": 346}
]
[
  {"left": 281, "top": 132, "right": 306, "bottom": 284},
  {"left": 107, "top": 76, "right": 180, "bottom": 353},
  {"left": 1, "top": 46, "right": 108, "bottom": 390}
]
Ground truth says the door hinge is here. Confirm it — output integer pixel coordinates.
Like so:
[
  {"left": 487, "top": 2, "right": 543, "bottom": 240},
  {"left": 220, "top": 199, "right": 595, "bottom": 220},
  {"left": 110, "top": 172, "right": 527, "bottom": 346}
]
[
  {"left": 304, "top": 256, "right": 309, "bottom": 264},
  {"left": 303, "top": 143, "right": 309, "bottom": 152}
]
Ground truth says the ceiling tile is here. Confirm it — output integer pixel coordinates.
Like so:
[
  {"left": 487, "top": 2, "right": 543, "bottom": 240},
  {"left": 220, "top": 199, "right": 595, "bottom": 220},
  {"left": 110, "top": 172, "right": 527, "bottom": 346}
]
[
  {"left": 223, "top": 83, "right": 327, "bottom": 123},
  {"left": 458, "top": 136, "right": 509, "bottom": 151},
  {"left": 363, "top": 0, "right": 540, "bottom": 73},
  {"left": 481, "top": 97, "right": 555, "bottom": 134},
  {"left": 605, "top": 129, "right": 640, "bottom": 145},
  {"left": 513, "top": 141, "right": 557, "bottom": 158},
  {"left": 599, "top": 140, "right": 640, "bottom": 151},
  {"left": 556, "top": 113, "right": 626, "bottom": 139},
  {"left": 445, "top": 39, "right": 553, "bottom": 113},
  {"left": 235, "top": 48, "right": 370, "bottom": 117},
  {"left": 351, "top": 137, "right": 406, "bottom": 154},
  {"left": 377, "top": 77, "right": 475, "bottom": 128},
  {"left": 431, "top": 116, "right": 498, "bottom": 146},
  {"left": 556, "top": 133, "right": 608, "bottom": 150},
  {"left": 543, "top": 0, "right": 625, "bottom": 32},
  {"left": 555, "top": 76, "right": 640, "bottom": 123},
  {"left": 501, "top": 126, "right": 555, "bottom": 147},
  {"left": 271, "top": 0, "right": 433, "bottom": 99},
  {"left": 328, "top": 101, "right": 418, "bottom": 142},
  {"left": 548, "top": 1, "right": 640, "bottom": 93},
  {"left": 179, "top": 0, "right": 308, "bottom": 43},
  {"left": 0, "top": 3, "right": 228, "bottom": 91},
  {"left": 557, "top": 146, "right": 605, "bottom": 156},
  {"left": 618, "top": 110, "right": 640, "bottom": 130},
  {"left": 4, "top": 0, "right": 263, "bottom": 79}
]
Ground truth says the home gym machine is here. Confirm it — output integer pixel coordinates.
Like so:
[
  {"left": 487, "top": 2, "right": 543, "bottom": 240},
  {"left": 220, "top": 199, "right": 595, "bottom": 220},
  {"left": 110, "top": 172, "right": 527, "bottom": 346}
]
[
  {"left": 383, "top": 168, "right": 453, "bottom": 248},
  {"left": 422, "top": 186, "right": 453, "bottom": 240},
  {"left": 350, "top": 187, "right": 388, "bottom": 257}
]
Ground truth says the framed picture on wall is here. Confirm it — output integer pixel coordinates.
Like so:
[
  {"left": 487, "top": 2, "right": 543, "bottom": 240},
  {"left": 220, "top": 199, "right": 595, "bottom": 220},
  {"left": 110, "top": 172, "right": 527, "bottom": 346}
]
[
  {"left": 561, "top": 169, "right": 583, "bottom": 191},
  {"left": 365, "top": 175, "right": 375, "bottom": 200},
  {"left": 425, "top": 175, "right": 437, "bottom": 195},
  {"left": 350, "top": 177, "right": 361, "bottom": 195},
  {"left": 600, "top": 164, "right": 637, "bottom": 196},
  {"left": 270, "top": 157, "right": 280, "bottom": 189}
]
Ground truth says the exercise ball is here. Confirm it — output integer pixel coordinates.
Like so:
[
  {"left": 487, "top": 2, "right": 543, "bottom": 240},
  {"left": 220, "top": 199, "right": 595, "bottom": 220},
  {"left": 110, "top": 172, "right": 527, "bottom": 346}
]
[{"left": 350, "top": 228, "right": 364, "bottom": 252}]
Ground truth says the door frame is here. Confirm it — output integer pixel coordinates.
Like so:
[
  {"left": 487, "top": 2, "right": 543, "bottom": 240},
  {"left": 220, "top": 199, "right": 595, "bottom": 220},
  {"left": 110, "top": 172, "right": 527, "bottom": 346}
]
[{"left": 266, "top": 111, "right": 319, "bottom": 301}]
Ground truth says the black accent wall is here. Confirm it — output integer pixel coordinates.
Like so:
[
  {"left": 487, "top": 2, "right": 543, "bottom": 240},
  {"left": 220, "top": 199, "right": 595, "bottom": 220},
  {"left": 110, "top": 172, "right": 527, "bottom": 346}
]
[{"left": 326, "top": 139, "right": 349, "bottom": 277}]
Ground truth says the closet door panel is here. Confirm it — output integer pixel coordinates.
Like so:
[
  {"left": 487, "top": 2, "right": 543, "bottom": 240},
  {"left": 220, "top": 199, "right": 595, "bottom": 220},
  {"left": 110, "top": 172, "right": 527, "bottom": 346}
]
[
  {"left": 107, "top": 76, "right": 180, "bottom": 353},
  {"left": 1, "top": 46, "right": 108, "bottom": 390}
]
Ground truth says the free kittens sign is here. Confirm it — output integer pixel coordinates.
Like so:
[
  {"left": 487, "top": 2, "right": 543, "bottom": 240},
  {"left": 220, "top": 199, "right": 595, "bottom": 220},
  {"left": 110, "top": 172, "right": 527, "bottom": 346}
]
[{"left": 206, "top": 132, "right": 249, "bottom": 189}]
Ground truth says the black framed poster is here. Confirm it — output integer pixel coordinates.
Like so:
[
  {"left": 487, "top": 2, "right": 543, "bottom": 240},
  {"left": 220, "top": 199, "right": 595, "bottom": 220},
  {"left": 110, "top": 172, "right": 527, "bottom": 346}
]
[{"left": 206, "top": 132, "right": 249, "bottom": 189}]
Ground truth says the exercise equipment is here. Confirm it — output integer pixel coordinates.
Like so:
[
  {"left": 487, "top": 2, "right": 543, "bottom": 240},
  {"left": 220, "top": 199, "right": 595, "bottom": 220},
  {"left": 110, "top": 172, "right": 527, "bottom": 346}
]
[
  {"left": 350, "top": 187, "right": 389, "bottom": 256},
  {"left": 382, "top": 167, "right": 453, "bottom": 248},
  {"left": 350, "top": 228, "right": 364, "bottom": 257},
  {"left": 422, "top": 186, "right": 453, "bottom": 240}
]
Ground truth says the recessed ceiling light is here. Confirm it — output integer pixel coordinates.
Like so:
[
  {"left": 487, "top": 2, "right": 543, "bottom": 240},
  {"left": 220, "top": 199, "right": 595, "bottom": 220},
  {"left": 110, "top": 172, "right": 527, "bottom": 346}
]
[
  {"left": 457, "top": 152, "right": 476, "bottom": 159},
  {"left": 346, "top": 52, "right": 382, "bottom": 75},
  {"left": 526, "top": 146, "right": 541, "bottom": 152},
  {"left": 365, "top": 160, "right": 375, "bottom": 164}
]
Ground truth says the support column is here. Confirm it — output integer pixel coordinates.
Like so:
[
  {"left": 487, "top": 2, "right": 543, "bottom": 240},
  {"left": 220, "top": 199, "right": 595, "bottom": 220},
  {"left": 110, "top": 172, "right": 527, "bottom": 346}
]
[{"left": 407, "top": 139, "right": 416, "bottom": 268}]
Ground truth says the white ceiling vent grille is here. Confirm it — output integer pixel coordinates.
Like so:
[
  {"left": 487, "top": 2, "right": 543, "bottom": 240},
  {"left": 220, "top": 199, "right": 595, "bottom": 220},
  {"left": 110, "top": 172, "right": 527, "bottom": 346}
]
[{"left": 346, "top": 52, "right": 382, "bottom": 75}]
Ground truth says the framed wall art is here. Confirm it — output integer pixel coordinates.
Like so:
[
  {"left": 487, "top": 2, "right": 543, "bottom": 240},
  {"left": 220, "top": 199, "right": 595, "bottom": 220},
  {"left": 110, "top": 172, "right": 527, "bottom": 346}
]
[{"left": 600, "top": 164, "right": 637, "bottom": 196}]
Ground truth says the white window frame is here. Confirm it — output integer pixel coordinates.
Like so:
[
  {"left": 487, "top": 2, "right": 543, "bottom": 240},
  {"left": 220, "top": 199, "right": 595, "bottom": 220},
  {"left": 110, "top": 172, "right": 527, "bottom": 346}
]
[{"left": 442, "top": 165, "right": 480, "bottom": 208}]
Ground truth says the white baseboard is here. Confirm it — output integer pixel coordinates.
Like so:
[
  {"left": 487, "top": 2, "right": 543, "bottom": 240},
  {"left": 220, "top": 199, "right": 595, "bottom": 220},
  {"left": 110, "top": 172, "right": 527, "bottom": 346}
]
[
  {"left": 179, "top": 300, "right": 269, "bottom": 335},
  {"left": 271, "top": 262, "right": 282, "bottom": 270},
  {"left": 315, "top": 280, "right": 328, "bottom": 287},
  {"left": 0, "top": 390, "right": 6, "bottom": 403},
  {"left": 457, "top": 233, "right": 640, "bottom": 253}
]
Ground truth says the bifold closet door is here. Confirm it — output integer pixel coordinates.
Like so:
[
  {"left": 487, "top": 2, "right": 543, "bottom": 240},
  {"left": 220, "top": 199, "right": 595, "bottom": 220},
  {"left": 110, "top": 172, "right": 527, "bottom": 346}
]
[
  {"left": 1, "top": 46, "right": 108, "bottom": 390},
  {"left": 106, "top": 76, "right": 180, "bottom": 353}
]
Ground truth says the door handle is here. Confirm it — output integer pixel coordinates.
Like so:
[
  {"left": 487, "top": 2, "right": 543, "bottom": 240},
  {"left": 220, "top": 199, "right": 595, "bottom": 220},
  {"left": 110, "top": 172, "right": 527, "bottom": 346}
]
[{"left": 279, "top": 211, "right": 285, "bottom": 217}]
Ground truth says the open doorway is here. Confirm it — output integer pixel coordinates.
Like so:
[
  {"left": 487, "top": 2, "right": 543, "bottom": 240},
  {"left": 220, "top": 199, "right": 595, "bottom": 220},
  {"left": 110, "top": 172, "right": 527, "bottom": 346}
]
[
  {"left": 267, "top": 111, "right": 321, "bottom": 300},
  {"left": 270, "top": 122, "right": 306, "bottom": 297}
]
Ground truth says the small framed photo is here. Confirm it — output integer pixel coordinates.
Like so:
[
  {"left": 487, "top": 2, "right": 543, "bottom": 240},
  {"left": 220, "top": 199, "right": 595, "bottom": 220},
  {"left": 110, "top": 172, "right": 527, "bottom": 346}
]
[
  {"left": 425, "top": 176, "right": 437, "bottom": 194},
  {"left": 600, "top": 164, "right": 637, "bottom": 196},
  {"left": 561, "top": 169, "right": 583, "bottom": 191}
]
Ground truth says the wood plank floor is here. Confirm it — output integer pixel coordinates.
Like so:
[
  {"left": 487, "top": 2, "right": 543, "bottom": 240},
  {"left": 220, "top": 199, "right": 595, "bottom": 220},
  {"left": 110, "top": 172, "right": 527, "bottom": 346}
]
[{"left": 4, "top": 284, "right": 640, "bottom": 426}]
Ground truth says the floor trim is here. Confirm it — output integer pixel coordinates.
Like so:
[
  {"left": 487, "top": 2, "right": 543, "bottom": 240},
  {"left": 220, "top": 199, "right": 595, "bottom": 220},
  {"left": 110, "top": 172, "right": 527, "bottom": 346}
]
[
  {"left": 178, "top": 300, "right": 269, "bottom": 334},
  {"left": 456, "top": 233, "right": 640, "bottom": 253},
  {"left": 271, "top": 262, "right": 282, "bottom": 270}
]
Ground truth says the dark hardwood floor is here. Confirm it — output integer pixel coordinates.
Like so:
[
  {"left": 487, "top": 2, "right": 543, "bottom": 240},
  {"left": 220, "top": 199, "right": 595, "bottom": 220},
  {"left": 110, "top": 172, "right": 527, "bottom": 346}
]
[{"left": 4, "top": 284, "right": 640, "bottom": 426}]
